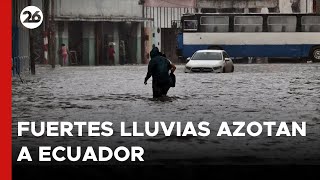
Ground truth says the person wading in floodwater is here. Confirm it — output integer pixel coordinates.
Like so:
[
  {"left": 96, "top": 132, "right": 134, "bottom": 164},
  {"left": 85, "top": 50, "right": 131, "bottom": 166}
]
[
  {"left": 59, "top": 43, "right": 69, "bottom": 66},
  {"left": 108, "top": 44, "right": 115, "bottom": 65},
  {"left": 144, "top": 46, "right": 176, "bottom": 99}
]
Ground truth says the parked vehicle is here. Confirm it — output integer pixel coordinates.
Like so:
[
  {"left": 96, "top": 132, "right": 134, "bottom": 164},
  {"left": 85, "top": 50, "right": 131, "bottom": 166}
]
[
  {"left": 177, "top": 13, "right": 320, "bottom": 62},
  {"left": 184, "top": 50, "right": 234, "bottom": 73}
]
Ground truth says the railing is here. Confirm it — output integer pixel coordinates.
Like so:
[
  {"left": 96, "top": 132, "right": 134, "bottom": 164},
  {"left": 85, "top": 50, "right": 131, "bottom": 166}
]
[{"left": 12, "top": 56, "right": 30, "bottom": 77}]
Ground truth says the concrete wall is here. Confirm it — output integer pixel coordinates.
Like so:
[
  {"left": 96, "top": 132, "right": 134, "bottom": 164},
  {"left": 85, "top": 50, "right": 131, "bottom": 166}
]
[
  {"left": 113, "top": 23, "right": 119, "bottom": 65},
  {"left": 196, "top": 0, "right": 314, "bottom": 13},
  {"left": 196, "top": 0, "right": 278, "bottom": 8},
  {"left": 144, "top": 7, "right": 195, "bottom": 28},
  {"left": 144, "top": 0, "right": 196, "bottom": 28},
  {"left": 82, "top": 22, "right": 95, "bottom": 66},
  {"left": 144, "top": 6, "right": 195, "bottom": 60},
  {"left": 279, "top": 0, "right": 314, "bottom": 13},
  {"left": 299, "top": 0, "right": 314, "bottom": 13},
  {"left": 144, "top": 1, "right": 196, "bottom": 62},
  {"left": 145, "top": 0, "right": 196, "bottom": 7},
  {"left": 56, "top": 0, "right": 143, "bottom": 18},
  {"left": 136, "top": 23, "right": 142, "bottom": 64},
  {"left": 32, "top": 0, "right": 43, "bottom": 11},
  {"left": 144, "top": 27, "right": 152, "bottom": 62},
  {"left": 279, "top": 0, "right": 294, "bottom": 13},
  {"left": 57, "top": 22, "right": 69, "bottom": 65}
]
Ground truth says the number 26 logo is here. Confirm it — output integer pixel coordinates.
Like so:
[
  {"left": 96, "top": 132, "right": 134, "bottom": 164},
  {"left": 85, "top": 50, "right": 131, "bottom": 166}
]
[
  {"left": 20, "top": 6, "right": 43, "bottom": 29},
  {"left": 23, "top": 10, "right": 41, "bottom": 23}
]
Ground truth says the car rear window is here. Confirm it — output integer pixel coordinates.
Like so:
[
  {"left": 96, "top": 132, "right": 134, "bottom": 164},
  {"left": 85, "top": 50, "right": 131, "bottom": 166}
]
[{"left": 192, "top": 52, "right": 222, "bottom": 60}]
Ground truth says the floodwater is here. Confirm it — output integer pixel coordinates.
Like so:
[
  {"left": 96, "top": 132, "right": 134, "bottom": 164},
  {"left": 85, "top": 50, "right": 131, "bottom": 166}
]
[{"left": 12, "top": 64, "right": 320, "bottom": 165}]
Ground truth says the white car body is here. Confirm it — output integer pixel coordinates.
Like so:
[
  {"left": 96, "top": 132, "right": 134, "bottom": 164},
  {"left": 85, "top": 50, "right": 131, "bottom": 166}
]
[{"left": 184, "top": 50, "right": 234, "bottom": 73}]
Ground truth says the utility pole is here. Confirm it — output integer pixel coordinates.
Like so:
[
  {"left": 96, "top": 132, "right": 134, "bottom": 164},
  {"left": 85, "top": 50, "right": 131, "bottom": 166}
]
[
  {"left": 30, "top": 31, "right": 36, "bottom": 74},
  {"left": 49, "top": 0, "right": 55, "bottom": 68},
  {"left": 29, "top": 0, "right": 36, "bottom": 74},
  {"left": 140, "top": 0, "right": 145, "bottom": 64},
  {"left": 43, "top": 0, "right": 49, "bottom": 64}
]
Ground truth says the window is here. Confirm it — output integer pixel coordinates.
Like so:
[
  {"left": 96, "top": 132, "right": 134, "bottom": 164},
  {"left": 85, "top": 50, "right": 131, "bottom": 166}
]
[
  {"left": 183, "top": 20, "right": 198, "bottom": 31},
  {"left": 192, "top": 51, "right": 223, "bottom": 60},
  {"left": 234, "top": 16, "right": 263, "bottom": 32},
  {"left": 302, "top": 16, "right": 320, "bottom": 32},
  {"left": 200, "top": 16, "right": 229, "bottom": 32},
  {"left": 268, "top": 16, "right": 297, "bottom": 32}
]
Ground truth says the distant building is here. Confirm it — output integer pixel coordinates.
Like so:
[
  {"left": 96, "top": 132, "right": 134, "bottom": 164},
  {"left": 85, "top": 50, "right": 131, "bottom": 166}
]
[
  {"left": 197, "top": 0, "right": 279, "bottom": 13},
  {"left": 143, "top": 0, "right": 316, "bottom": 63},
  {"left": 197, "top": 0, "right": 314, "bottom": 13},
  {"left": 54, "top": 0, "right": 148, "bottom": 66},
  {"left": 143, "top": 0, "right": 196, "bottom": 63},
  {"left": 14, "top": 0, "right": 318, "bottom": 67}
]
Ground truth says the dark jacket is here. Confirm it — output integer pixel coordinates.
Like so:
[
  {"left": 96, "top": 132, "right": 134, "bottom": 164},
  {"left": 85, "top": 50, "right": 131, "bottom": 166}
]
[{"left": 145, "top": 48, "right": 172, "bottom": 85}]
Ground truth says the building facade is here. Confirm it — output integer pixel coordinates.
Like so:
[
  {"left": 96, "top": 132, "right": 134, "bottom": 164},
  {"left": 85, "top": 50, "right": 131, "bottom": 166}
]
[
  {"left": 12, "top": 0, "right": 30, "bottom": 76},
  {"left": 143, "top": 0, "right": 196, "bottom": 63},
  {"left": 144, "top": 0, "right": 316, "bottom": 63},
  {"left": 197, "top": 0, "right": 279, "bottom": 13},
  {"left": 13, "top": 0, "right": 318, "bottom": 67},
  {"left": 54, "top": 0, "right": 147, "bottom": 66},
  {"left": 196, "top": 0, "right": 314, "bottom": 13}
]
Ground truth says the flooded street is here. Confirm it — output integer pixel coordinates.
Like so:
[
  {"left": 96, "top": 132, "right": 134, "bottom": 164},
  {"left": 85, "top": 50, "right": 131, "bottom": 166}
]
[{"left": 12, "top": 64, "right": 320, "bottom": 165}]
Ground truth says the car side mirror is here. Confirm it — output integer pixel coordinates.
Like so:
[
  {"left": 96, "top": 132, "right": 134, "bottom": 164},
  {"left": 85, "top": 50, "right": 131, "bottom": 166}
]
[{"left": 186, "top": 57, "right": 191, "bottom": 63}]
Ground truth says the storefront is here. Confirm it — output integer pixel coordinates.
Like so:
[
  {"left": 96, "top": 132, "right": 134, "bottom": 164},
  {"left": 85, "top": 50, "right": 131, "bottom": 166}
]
[
  {"left": 55, "top": 19, "right": 146, "bottom": 66},
  {"left": 54, "top": 0, "right": 147, "bottom": 66},
  {"left": 95, "top": 21, "right": 142, "bottom": 65}
]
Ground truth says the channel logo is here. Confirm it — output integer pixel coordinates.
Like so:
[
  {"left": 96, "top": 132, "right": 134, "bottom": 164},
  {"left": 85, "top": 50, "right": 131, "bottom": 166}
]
[{"left": 20, "top": 6, "right": 43, "bottom": 29}]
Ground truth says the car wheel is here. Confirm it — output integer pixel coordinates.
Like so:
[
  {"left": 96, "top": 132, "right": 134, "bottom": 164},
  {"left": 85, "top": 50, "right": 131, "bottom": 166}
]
[
  {"left": 231, "top": 65, "right": 234, "bottom": 73},
  {"left": 311, "top": 46, "right": 320, "bottom": 63}
]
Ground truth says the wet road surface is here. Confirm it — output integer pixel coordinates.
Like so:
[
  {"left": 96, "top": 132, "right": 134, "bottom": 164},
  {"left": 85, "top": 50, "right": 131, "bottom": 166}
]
[{"left": 12, "top": 64, "right": 320, "bottom": 164}]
